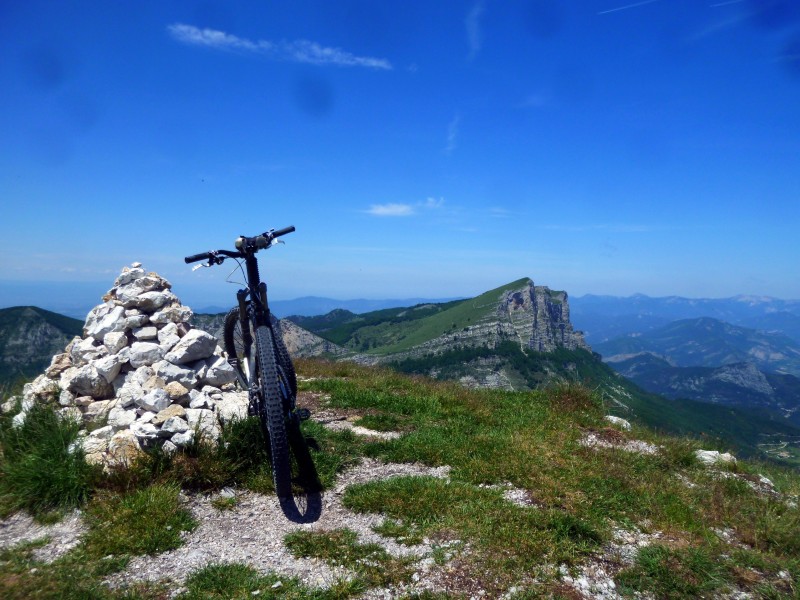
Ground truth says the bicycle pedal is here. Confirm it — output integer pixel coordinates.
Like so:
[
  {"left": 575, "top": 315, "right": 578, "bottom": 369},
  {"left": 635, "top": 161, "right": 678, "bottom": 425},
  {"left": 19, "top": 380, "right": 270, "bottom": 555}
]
[{"left": 296, "top": 408, "right": 311, "bottom": 421}]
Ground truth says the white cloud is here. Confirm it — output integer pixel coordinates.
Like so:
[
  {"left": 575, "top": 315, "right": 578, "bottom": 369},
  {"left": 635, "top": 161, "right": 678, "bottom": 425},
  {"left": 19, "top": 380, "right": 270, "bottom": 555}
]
[
  {"left": 366, "top": 203, "right": 415, "bottom": 217},
  {"left": 423, "top": 197, "right": 445, "bottom": 209},
  {"left": 465, "top": 1, "right": 485, "bottom": 59},
  {"left": 445, "top": 114, "right": 460, "bottom": 155},
  {"left": 167, "top": 23, "right": 392, "bottom": 70},
  {"left": 365, "top": 197, "right": 447, "bottom": 217}
]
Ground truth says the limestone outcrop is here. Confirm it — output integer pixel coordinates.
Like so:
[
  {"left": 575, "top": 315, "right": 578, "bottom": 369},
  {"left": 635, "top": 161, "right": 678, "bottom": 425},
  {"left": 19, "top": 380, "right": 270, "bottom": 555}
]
[
  {"left": 3, "top": 263, "right": 246, "bottom": 467},
  {"left": 357, "top": 279, "right": 589, "bottom": 365}
]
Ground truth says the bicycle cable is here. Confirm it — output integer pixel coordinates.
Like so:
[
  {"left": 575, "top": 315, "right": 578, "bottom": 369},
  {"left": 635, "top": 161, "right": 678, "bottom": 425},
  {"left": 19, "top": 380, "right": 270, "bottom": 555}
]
[{"left": 225, "top": 257, "right": 247, "bottom": 287}]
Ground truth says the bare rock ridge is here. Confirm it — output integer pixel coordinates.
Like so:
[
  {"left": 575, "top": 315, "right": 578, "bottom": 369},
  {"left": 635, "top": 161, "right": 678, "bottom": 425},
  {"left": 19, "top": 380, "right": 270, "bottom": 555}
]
[
  {"left": 504, "top": 280, "right": 588, "bottom": 353},
  {"left": 2, "top": 263, "right": 248, "bottom": 467},
  {"left": 353, "top": 278, "right": 590, "bottom": 365}
]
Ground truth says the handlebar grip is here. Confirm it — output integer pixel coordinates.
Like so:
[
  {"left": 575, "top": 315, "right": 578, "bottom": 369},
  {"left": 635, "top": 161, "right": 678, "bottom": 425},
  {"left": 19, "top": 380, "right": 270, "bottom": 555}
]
[
  {"left": 185, "top": 252, "right": 211, "bottom": 264},
  {"left": 272, "top": 225, "right": 295, "bottom": 238}
]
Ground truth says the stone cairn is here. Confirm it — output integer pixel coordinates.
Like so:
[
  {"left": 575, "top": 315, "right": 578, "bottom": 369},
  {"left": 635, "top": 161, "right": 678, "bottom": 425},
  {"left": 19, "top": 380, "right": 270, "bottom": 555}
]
[{"left": 4, "top": 263, "right": 248, "bottom": 467}]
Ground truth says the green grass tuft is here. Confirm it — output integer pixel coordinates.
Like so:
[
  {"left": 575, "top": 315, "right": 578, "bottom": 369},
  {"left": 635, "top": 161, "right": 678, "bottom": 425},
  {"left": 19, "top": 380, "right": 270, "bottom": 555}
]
[
  {"left": 616, "top": 544, "right": 732, "bottom": 598},
  {"left": 0, "top": 403, "right": 98, "bottom": 517},
  {"left": 284, "top": 528, "right": 413, "bottom": 588},
  {"left": 177, "top": 562, "right": 362, "bottom": 599},
  {"left": 83, "top": 483, "right": 196, "bottom": 557}
]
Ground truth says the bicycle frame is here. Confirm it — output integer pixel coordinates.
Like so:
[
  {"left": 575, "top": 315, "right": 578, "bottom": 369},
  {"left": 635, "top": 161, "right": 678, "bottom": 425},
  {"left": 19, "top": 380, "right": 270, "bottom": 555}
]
[{"left": 233, "top": 252, "right": 271, "bottom": 391}]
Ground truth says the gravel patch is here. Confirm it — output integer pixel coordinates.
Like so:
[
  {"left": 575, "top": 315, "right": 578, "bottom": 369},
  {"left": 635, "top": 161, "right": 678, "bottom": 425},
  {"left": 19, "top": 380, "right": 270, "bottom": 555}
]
[
  {"left": 105, "top": 458, "right": 453, "bottom": 593},
  {"left": 0, "top": 510, "right": 86, "bottom": 562},
  {"left": 581, "top": 432, "right": 660, "bottom": 456},
  {"left": 323, "top": 420, "right": 403, "bottom": 440}
]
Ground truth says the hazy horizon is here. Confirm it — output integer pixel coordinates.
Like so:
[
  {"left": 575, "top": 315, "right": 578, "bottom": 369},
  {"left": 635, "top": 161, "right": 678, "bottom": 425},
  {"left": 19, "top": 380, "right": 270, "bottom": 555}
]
[{"left": 3, "top": 276, "right": 798, "bottom": 322}]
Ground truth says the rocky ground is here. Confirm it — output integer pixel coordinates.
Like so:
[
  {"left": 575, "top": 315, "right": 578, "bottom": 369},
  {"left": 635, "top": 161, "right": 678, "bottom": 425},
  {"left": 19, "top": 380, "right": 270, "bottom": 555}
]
[{"left": 5, "top": 396, "right": 789, "bottom": 599}]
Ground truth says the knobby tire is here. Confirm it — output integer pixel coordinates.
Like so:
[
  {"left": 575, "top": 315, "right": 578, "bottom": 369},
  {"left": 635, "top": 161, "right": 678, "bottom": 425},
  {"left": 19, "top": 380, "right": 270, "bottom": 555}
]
[
  {"left": 254, "top": 326, "right": 292, "bottom": 497},
  {"left": 225, "top": 307, "right": 297, "bottom": 397}
]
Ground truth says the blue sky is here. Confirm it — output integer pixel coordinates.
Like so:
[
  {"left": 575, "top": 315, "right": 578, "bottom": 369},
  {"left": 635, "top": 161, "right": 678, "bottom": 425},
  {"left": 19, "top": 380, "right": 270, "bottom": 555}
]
[{"left": 2, "top": 0, "right": 799, "bottom": 312}]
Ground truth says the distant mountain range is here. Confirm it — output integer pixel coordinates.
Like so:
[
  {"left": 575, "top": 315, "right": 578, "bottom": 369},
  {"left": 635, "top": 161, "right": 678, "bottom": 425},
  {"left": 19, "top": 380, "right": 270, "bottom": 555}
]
[
  {"left": 281, "top": 284, "right": 800, "bottom": 467},
  {"left": 608, "top": 353, "right": 800, "bottom": 426},
  {"left": 595, "top": 317, "right": 800, "bottom": 377},
  {"left": 572, "top": 293, "right": 800, "bottom": 344}
]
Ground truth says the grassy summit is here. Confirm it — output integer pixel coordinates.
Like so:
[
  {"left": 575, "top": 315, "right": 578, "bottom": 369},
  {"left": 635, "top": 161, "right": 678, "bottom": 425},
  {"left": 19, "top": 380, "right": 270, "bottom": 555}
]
[
  {"left": 298, "top": 278, "right": 532, "bottom": 355},
  {"left": 1, "top": 359, "right": 798, "bottom": 598}
]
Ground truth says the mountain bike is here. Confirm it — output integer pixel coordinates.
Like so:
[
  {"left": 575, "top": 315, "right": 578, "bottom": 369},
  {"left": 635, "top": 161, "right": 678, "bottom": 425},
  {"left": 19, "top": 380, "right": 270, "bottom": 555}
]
[{"left": 185, "top": 226, "right": 320, "bottom": 521}]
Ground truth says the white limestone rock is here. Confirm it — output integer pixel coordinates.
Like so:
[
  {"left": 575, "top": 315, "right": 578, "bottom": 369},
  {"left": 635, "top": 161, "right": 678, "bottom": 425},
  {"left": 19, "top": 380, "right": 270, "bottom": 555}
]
[
  {"left": 84, "top": 305, "right": 126, "bottom": 342},
  {"left": 64, "top": 365, "right": 114, "bottom": 399},
  {"left": 188, "top": 389, "right": 214, "bottom": 409},
  {"left": 696, "top": 450, "right": 737, "bottom": 466},
  {"left": 84, "top": 399, "right": 117, "bottom": 423},
  {"left": 70, "top": 337, "right": 106, "bottom": 366},
  {"left": 108, "top": 430, "right": 141, "bottom": 464},
  {"left": 59, "top": 389, "right": 75, "bottom": 407},
  {"left": 160, "top": 416, "right": 190, "bottom": 436},
  {"left": 605, "top": 416, "right": 632, "bottom": 431},
  {"left": 94, "top": 354, "right": 123, "bottom": 384},
  {"left": 107, "top": 406, "right": 137, "bottom": 430},
  {"left": 171, "top": 430, "right": 195, "bottom": 447},
  {"left": 130, "top": 421, "right": 159, "bottom": 442},
  {"left": 186, "top": 408, "right": 220, "bottom": 441},
  {"left": 136, "top": 389, "right": 171, "bottom": 413},
  {"left": 157, "top": 322, "right": 181, "bottom": 350},
  {"left": 164, "top": 329, "right": 217, "bottom": 365},
  {"left": 114, "top": 379, "right": 143, "bottom": 409},
  {"left": 201, "top": 355, "right": 237, "bottom": 387},
  {"left": 153, "top": 360, "right": 198, "bottom": 389},
  {"left": 133, "top": 326, "right": 158, "bottom": 340},
  {"left": 133, "top": 290, "right": 176, "bottom": 312},
  {"left": 216, "top": 391, "right": 248, "bottom": 425},
  {"left": 82, "top": 435, "right": 109, "bottom": 455},
  {"left": 129, "top": 342, "right": 164, "bottom": 368},
  {"left": 103, "top": 331, "right": 128, "bottom": 355},
  {"left": 125, "top": 314, "right": 149, "bottom": 329},
  {"left": 150, "top": 304, "right": 193, "bottom": 325},
  {"left": 89, "top": 425, "right": 115, "bottom": 440},
  {"left": 28, "top": 374, "right": 61, "bottom": 402},
  {"left": 114, "top": 266, "right": 146, "bottom": 287}
]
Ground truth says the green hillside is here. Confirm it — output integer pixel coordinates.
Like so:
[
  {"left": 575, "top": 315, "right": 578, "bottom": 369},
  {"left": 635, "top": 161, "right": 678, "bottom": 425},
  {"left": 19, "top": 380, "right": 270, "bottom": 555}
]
[
  {"left": 0, "top": 306, "right": 83, "bottom": 392},
  {"left": 387, "top": 342, "right": 800, "bottom": 468},
  {"left": 292, "top": 278, "right": 531, "bottom": 355}
]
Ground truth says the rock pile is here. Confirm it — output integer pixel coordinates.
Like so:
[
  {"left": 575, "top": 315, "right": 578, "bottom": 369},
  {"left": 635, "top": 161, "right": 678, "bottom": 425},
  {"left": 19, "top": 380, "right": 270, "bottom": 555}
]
[{"left": 3, "top": 263, "right": 248, "bottom": 467}]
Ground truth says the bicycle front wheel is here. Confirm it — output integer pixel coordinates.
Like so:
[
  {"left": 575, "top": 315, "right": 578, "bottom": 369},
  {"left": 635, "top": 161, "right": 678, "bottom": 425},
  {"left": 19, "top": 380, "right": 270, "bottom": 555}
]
[{"left": 226, "top": 307, "right": 297, "bottom": 397}]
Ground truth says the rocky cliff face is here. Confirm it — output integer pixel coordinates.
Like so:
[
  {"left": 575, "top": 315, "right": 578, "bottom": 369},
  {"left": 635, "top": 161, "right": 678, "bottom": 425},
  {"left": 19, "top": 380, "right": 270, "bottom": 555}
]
[
  {"left": 371, "top": 279, "right": 589, "bottom": 363},
  {"left": 278, "top": 319, "right": 348, "bottom": 358},
  {"left": 503, "top": 282, "right": 588, "bottom": 352}
]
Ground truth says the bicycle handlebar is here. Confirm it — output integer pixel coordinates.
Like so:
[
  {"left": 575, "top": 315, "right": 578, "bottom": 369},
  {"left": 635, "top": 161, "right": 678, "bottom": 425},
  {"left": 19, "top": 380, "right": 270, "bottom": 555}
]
[
  {"left": 184, "top": 226, "right": 295, "bottom": 264},
  {"left": 185, "top": 252, "right": 212, "bottom": 264},
  {"left": 272, "top": 225, "right": 296, "bottom": 238}
]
